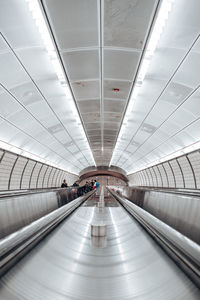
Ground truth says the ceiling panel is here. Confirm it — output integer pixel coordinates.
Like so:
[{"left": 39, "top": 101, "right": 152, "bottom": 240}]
[
  {"left": 82, "top": 113, "right": 100, "bottom": 124},
  {"left": 43, "top": 0, "right": 157, "bottom": 168},
  {"left": 104, "top": 100, "right": 125, "bottom": 113},
  {"left": 0, "top": 0, "right": 160, "bottom": 173},
  {"left": 71, "top": 80, "right": 100, "bottom": 100},
  {"left": 63, "top": 50, "right": 99, "bottom": 81},
  {"left": 78, "top": 100, "right": 100, "bottom": 114},
  {"left": 104, "top": 49, "right": 140, "bottom": 81},
  {"left": 0, "top": 1, "right": 100, "bottom": 173},
  {"left": 16, "top": 48, "right": 56, "bottom": 81},
  {"left": 0, "top": 1, "right": 42, "bottom": 49},
  {"left": 104, "top": 80, "right": 132, "bottom": 100},
  {"left": 0, "top": 51, "right": 30, "bottom": 89},
  {"left": 85, "top": 123, "right": 101, "bottom": 131},
  {"left": 112, "top": 0, "right": 200, "bottom": 174},
  {"left": 104, "top": 0, "right": 156, "bottom": 49},
  {"left": 44, "top": 0, "right": 98, "bottom": 49}
]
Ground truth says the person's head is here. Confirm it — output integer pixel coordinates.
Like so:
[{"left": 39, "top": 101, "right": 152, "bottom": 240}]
[
  {"left": 94, "top": 180, "right": 96, "bottom": 182},
  {"left": 63, "top": 179, "right": 66, "bottom": 183}
]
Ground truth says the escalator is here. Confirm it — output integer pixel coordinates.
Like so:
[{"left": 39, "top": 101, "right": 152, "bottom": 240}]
[{"left": 0, "top": 188, "right": 199, "bottom": 299}]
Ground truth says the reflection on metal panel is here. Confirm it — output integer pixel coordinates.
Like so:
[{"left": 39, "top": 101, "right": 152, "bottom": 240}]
[{"left": 0, "top": 199, "right": 199, "bottom": 299}]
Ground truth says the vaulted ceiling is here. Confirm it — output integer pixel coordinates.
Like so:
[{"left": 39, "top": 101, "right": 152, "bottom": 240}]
[
  {"left": 43, "top": 0, "right": 157, "bottom": 166},
  {"left": 0, "top": 0, "right": 200, "bottom": 175}
]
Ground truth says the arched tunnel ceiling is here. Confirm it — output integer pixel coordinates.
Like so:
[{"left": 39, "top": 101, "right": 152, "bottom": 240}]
[{"left": 0, "top": 0, "right": 200, "bottom": 176}]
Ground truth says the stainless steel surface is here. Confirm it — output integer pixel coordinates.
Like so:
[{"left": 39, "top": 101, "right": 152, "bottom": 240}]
[
  {"left": 115, "top": 186, "right": 200, "bottom": 244},
  {"left": 0, "top": 191, "right": 58, "bottom": 239},
  {"left": 143, "top": 191, "right": 200, "bottom": 244},
  {"left": 0, "top": 188, "right": 80, "bottom": 239},
  {"left": 0, "top": 191, "right": 94, "bottom": 277},
  {"left": 91, "top": 224, "right": 106, "bottom": 237},
  {"left": 0, "top": 194, "right": 199, "bottom": 299},
  {"left": 109, "top": 188, "right": 200, "bottom": 287}
]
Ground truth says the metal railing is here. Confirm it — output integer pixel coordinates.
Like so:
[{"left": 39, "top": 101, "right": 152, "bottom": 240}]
[
  {"left": 0, "top": 190, "right": 95, "bottom": 277},
  {"left": 108, "top": 188, "right": 200, "bottom": 288}
]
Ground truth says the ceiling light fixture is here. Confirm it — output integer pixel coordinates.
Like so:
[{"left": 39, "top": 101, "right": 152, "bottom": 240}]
[
  {"left": 25, "top": 0, "right": 96, "bottom": 168},
  {"left": 109, "top": 0, "right": 174, "bottom": 168}
]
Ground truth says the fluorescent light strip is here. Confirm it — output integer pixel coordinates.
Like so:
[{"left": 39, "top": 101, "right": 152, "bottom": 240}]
[
  {"left": 25, "top": 0, "right": 96, "bottom": 167},
  {"left": 109, "top": 0, "right": 174, "bottom": 168},
  {"left": 127, "top": 140, "right": 200, "bottom": 175}
]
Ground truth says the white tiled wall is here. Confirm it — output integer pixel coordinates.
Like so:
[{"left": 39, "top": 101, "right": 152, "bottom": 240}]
[
  {"left": 178, "top": 156, "right": 195, "bottom": 188},
  {"left": 163, "top": 162, "right": 175, "bottom": 188},
  {"left": 0, "top": 152, "right": 17, "bottom": 190},
  {"left": 30, "top": 163, "right": 42, "bottom": 189},
  {"left": 21, "top": 160, "right": 36, "bottom": 189},
  {"left": 142, "top": 170, "right": 149, "bottom": 185},
  {"left": 169, "top": 160, "right": 184, "bottom": 188},
  {"left": 37, "top": 165, "right": 48, "bottom": 188},
  {"left": 43, "top": 166, "right": 52, "bottom": 188},
  {"left": 48, "top": 168, "right": 55, "bottom": 187},
  {"left": 128, "top": 149, "right": 200, "bottom": 190},
  {"left": 146, "top": 169, "right": 153, "bottom": 186},
  {"left": 187, "top": 152, "right": 200, "bottom": 188},
  {"left": 52, "top": 169, "right": 60, "bottom": 187},
  {"left": 153, "top": 166, "right": 162, "bottom": 187},
  {"left": 9, "top": 157, "right": 28, "bottom": 190},
  {"left": 0, "top": 148, "right": 78, "bottom": 191},
  {"left": 157, "top": 164, "right": 168, "bottom": 187}
]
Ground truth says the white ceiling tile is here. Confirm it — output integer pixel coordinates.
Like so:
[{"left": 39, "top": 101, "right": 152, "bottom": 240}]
[
  {"left": 0, "top": 0, "right": 42, "bottom": 49},
  {"left": 104, "top": 80, "right": 131, "bottom": 100},
  {"left": 0, "top": 92, "right": 22, "bottom": 118},
  {"left": 63, "top": 50, "right": 99, "bottom": 81},
  {"left": 181, "top": 89, "right": 200, "bottom": 118},
  {"left": 104, "top": 0, "right": 156, "bottom": 49},
  {"left": 173, "top": 50, "right": 200, "bottom": 88},
  {"left": 0, "top": 52, "right": 30, "bottom": 89},
  {"left": 44, "top": 0, "right": 98, "bottom": 49},
  {"left": 10, "top": 82, "right": 43, "bottom": 107},
  {"left": 16, "top": 48, "right": 56, "bottom": 81},
  {"left": 104, "top": 50, "right": 139, "bottom": 81},
  {"left": 78, "top": 99, "right": 100, "bottom": 114},
  {"left": 104, "top": 100, "right": 125, "bottom": 113},
  {"left": 159, "top": 0, "right": 200, "bottom": 50},
  {"left": 71, "top": 80, "right": 100, "bottom": 100}
]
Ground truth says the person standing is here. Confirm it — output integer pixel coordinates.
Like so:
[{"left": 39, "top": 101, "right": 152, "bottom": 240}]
[
  {"left": 93, "top": 179, "right": 99, "bottom": 189},
  {"left": 61, "top": 179, "right": 68, "bottom": 188}
]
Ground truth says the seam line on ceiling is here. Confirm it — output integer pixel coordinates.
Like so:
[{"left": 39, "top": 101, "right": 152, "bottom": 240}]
[
  {"left": 121, "top": 33, "right": 200, "bottom": 169},
  {"left": 0, "top": 33, "right": 87, "bottom": 169},
  {"left": 109, "top": 0, "right": 162, "bottom": 167},
  {"left": 40, "top": 0, "right": 97, "bottom": 167}
]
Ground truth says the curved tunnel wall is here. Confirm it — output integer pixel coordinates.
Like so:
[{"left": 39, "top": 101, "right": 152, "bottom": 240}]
[
  {"left": 0, "top": 149, "right": 78, "bottom": 191},
  {"left": 128, "top": 149, "right": 200, "bottom": 189}
]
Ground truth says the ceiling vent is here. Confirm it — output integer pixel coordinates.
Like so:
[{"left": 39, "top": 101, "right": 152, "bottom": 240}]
[{"left": 141, "top": 123, "right": 156, "bottom": 133}]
